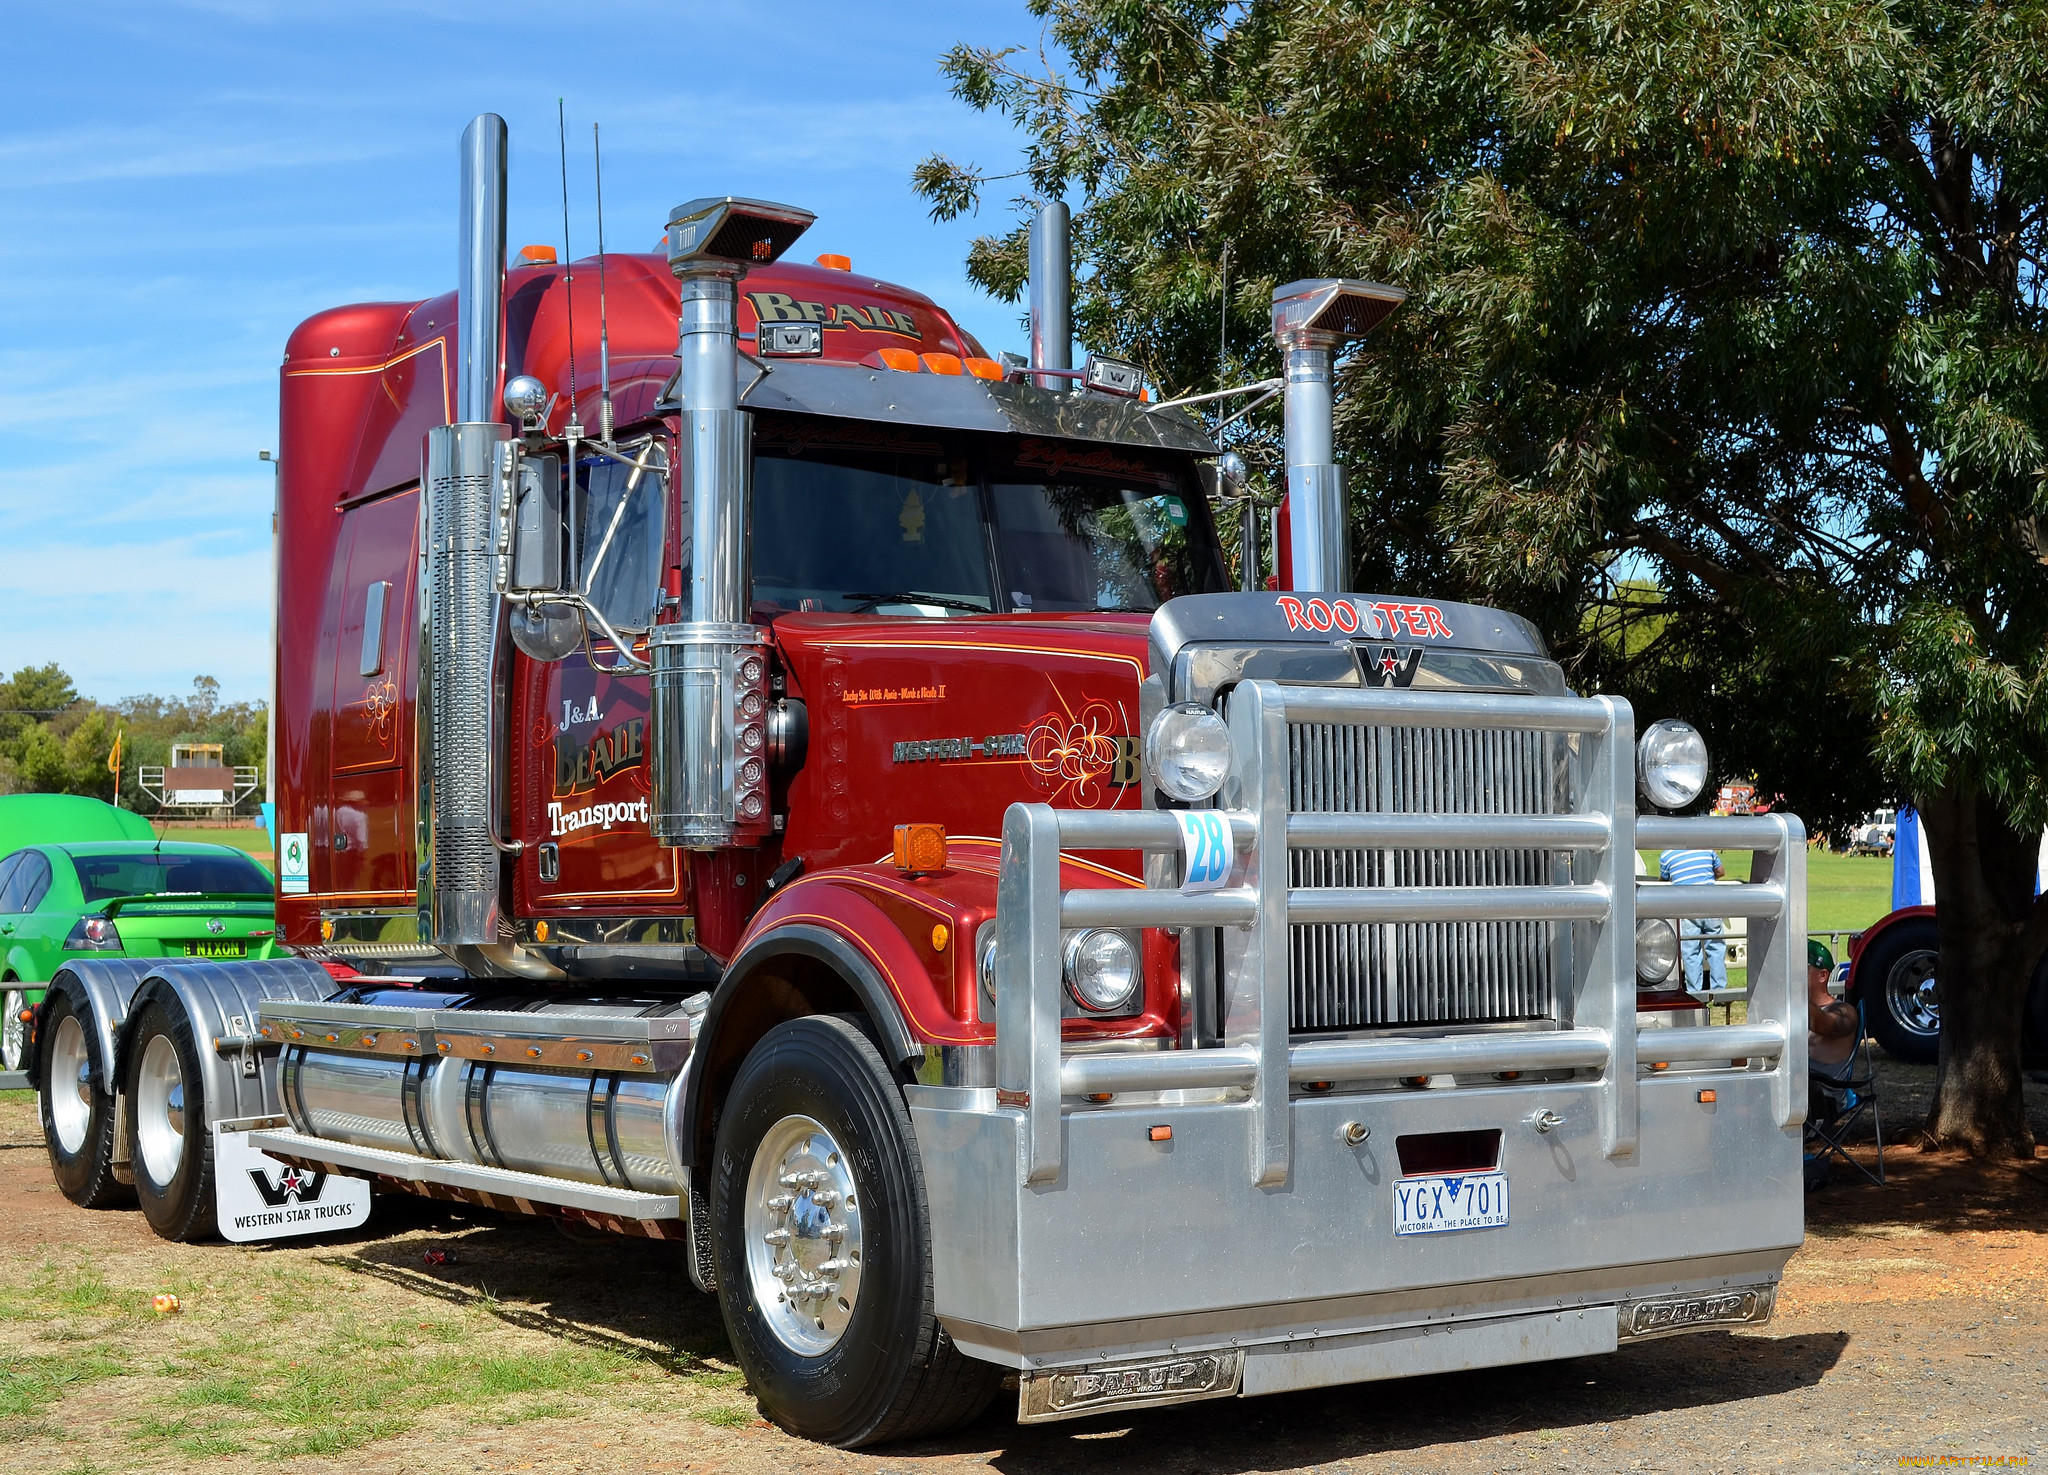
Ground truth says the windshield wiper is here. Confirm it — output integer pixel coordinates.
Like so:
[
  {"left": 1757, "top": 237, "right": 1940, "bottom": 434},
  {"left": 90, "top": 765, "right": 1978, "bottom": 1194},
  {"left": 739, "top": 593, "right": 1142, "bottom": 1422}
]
[{"left": 843, "top": 592, "right": 993, "bottom": 615}]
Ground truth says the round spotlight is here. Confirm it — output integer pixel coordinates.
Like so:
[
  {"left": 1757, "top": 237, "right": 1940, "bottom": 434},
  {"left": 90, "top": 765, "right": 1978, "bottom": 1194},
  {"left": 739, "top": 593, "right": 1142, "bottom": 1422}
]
[
  {"left": 1144, "top": 702, "right": 1231, "bottom": 802},
  {"left": 1635, "top": 918, "right": 1680, "bottom": 987},
  {"left": 1637, "top": 719, "right": 1709, "bottom": 811},
  {"left": 503, "top": 374, "right": 549, "bottom": 423},
  {"left": 1063, "top": 929, "right": 1141, "bottom": 1013}
]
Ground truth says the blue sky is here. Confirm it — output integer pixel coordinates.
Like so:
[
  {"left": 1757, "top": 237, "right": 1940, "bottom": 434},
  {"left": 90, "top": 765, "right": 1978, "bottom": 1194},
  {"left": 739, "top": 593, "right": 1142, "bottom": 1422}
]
[{"left": 0, "top": 1, "right": 1040, "bottom": 705}]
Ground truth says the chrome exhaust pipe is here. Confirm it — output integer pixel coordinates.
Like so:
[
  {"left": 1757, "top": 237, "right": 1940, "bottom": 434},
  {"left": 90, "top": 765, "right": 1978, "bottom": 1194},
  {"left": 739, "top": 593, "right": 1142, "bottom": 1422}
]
[
  {"left": 419, "top": 114, "right": 511, "bottom": 945},
  {"left": 650, "top": 196, "right": 813, "bottom": 850},
  {"left": 1269, "top": 278, "right": 1407, "bottom": 593},
  {"left": 1028, "top": 202, "right": 1072, "bottom": 393}
]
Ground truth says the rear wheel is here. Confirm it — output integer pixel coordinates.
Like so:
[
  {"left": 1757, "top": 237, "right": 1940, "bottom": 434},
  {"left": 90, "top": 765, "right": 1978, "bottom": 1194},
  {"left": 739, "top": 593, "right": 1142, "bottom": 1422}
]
[
  {"left": 710, "top": 1015, "right": 999, "bottom": 1447},
  {"left": 1856, "top": 920, "right": 1940, "bottom": 1065},
  {"left": 2, "top": 986, "right": 26, "bottom": 1072},
  {"left": 124, "top": 998, "right": 217, "bottom": 1241},
  {"left": 38, "top": 990, "right": 132, "bottom": 1208}
]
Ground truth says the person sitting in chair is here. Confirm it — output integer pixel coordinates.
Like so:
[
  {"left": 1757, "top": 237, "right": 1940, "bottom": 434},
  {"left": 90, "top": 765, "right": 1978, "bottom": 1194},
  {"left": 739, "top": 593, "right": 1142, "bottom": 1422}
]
[{"left": 1808, "top": 938, "right": 1858, "bottom": 1086}]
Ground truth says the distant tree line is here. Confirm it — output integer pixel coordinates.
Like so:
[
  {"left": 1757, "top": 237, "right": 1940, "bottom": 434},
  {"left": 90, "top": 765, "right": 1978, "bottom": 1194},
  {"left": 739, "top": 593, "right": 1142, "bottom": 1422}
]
[{"left": 0, "top": 664, "right": 266, "bottom": 812}]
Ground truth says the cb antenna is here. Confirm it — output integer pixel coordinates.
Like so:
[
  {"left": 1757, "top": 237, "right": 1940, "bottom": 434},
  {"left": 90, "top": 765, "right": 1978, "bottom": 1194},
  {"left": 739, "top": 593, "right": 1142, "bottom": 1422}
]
[
  {"left": 557, "top": 99, "right": 581, "bottom": 438},
  {"left": 593, "top": 121, "right": 615, "bottom": 444}
]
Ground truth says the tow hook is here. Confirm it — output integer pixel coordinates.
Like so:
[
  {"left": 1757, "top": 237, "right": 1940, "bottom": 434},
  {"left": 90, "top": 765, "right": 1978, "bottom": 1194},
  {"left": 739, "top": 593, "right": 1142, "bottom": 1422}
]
[{"left": 1529, "top": 1108, "right": 1566, "bottom": 1134}]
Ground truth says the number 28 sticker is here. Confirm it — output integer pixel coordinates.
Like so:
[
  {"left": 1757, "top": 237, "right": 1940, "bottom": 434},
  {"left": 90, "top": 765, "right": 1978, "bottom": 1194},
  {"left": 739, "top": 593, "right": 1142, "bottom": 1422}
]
[{"left": 1172, "top": 811, "right": 1234, "bottom": 892}]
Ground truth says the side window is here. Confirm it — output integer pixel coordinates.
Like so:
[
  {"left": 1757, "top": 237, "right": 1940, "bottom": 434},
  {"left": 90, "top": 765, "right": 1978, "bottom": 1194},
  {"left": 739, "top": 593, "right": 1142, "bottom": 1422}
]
[
  {"left": 0, "top": 854, "right": 23, "bottom": 913},
  {"left": 16, "top": 852, "right": 52, "bottom": 911},
  {"left": 575, "top": 438, "right": 668, "bottom": 636}
]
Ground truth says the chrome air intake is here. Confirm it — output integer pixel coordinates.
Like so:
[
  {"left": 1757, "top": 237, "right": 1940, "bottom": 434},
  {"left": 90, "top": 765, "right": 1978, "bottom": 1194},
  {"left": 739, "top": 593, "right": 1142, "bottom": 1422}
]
[
  {"left": 650, "top": 196, "right": 812, "bottom": 850},
  {"left": 419, "top": 115, "right": 511, "bottom": 944},
  {"left": 1270, "top": 279, "right": 1406, "bottom": 593}
]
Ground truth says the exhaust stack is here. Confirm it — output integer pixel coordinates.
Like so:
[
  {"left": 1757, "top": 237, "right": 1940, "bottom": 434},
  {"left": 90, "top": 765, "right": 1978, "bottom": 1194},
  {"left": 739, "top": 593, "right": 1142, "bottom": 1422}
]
[
  {"left": 418, "top": 115, "right": 511, "bottom": 946},
  {"left": 650, "top": 196, "right": 813, "bottom": 850},
  {"left": 1028, "top": 202, "right": 1072, "bottom": 392},
  {"left": 1269, "top": 278, "right": 1406, "bottom": 593}
]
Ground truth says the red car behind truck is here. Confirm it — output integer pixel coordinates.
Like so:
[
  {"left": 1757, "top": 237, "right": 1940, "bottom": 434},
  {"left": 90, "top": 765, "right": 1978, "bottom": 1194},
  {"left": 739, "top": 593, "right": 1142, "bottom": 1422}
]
[{"left": 25, "top": 115, "right": 1809, "bottom": 1446}]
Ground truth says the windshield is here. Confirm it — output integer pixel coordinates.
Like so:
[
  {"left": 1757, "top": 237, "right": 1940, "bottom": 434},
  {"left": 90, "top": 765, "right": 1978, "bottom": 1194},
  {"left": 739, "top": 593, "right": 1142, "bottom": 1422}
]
[
  {"left": 71, "top": 850, "right": 272, "bottom": 903},
  {"left": 750, "top": 419, "right": 1221, "bottom": 617}
]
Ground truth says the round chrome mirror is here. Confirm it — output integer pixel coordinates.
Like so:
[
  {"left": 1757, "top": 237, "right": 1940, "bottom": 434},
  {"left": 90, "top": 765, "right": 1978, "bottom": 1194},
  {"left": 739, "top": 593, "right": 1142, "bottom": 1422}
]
[
  {"left": 509, "top": 600, "right": 584, "bottom": 662},
  {"left": 503, "top": 374, "right": 549, "bottom": 425},
  {"left": 1217, "top": 451, "right": 1248, "bottom": 494}
]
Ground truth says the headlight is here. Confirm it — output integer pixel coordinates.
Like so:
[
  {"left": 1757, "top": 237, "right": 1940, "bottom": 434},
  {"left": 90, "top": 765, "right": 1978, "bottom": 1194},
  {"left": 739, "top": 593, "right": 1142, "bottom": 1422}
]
[
  {"left": 1144, "top": 702, "right": 1231, "bottom": 802},
  {"left": 1062, "top": 929, "right": 1141, "bottom": 1013},
  {"left": 1637, "top": 719, "right": 1708, "bottom": 810},
  {"left": 1635, "top": 918, "right": 1679, "bottom": 987},
  {"left": 64, "top": 916, "right": 123, "bottom": 952},
  {"left": 977, "top": 924, "right": 999, "bottom": 1009}
]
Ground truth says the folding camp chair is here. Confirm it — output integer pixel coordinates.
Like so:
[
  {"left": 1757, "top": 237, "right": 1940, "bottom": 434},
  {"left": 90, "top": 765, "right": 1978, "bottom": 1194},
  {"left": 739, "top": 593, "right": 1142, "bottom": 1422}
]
[{"left": 1805, "top": 1003, "right": 1885, "bottom": 1187}]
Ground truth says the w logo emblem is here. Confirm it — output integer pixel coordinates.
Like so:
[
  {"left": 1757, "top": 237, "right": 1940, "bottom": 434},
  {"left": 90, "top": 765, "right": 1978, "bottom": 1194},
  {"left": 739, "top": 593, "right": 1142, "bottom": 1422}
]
[
  {"left": 1361, "top": 646, "right": 1422, "bottom": 688},
  {"left": 248, "top": 1166, "right": 327, "bottom": 1207}
]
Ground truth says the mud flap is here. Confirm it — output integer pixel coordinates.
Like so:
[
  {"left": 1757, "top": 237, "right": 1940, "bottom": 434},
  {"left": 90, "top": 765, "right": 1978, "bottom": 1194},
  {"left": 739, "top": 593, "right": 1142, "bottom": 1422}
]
[{"left": 213, "top": 1115, "right": 371, "bottom": 1242}]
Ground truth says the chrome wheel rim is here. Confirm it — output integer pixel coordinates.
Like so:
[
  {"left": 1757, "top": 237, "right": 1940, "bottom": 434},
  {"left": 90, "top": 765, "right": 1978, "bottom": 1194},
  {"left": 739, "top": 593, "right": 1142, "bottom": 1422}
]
[
  {"left": 135, "top": 1033, "right": 187, "bottom": 1188},
  {"left": 48, "top": 1013, "right": 90, "bottom": 1154},
  {"left": 742, "top": 1114, "right": 864, "bottom": 1356},
  {"left": 1, "top": 990, "right": 23, "bottom": 1072},
  {"left": 1885, "top": 950, "right": 1940, "bottom": 1038}
]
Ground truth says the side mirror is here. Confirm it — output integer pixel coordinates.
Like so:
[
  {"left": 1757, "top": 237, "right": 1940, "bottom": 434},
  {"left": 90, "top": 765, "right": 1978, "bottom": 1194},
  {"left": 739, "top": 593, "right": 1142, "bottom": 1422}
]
[{"left": 509, "top": 452, "right": 564, "bottom": 592}]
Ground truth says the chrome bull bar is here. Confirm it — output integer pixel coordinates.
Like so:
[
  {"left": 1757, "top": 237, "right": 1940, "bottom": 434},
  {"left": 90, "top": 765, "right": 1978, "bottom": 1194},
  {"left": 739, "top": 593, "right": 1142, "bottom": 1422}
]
[{"left": 993, "top": 680, "right": 1805, "bottom": 1188}]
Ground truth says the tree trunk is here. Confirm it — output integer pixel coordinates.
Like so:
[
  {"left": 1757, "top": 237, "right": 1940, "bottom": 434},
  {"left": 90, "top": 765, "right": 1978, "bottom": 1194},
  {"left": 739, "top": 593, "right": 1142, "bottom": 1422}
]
[{"left": 1916, "top": 781, "right": 2043, "bottom": 1158}]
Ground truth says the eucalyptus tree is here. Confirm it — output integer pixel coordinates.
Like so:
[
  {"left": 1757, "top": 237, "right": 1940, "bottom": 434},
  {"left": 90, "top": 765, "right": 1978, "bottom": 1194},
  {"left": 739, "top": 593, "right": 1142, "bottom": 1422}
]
[{"left": 918, "top": 0, "right": 2048, "bottom": 1154}]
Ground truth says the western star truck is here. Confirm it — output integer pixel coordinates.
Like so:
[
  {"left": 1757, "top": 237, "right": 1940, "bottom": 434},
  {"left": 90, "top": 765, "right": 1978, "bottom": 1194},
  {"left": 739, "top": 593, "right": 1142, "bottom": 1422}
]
[{"left": 24, "top": 115, "right": 1807, "bottom": 1446}]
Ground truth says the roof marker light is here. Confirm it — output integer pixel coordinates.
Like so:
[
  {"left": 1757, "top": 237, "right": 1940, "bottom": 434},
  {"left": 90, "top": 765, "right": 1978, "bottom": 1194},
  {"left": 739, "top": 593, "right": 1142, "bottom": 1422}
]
[
  {"left": 921, "top": 352, "right": 965, "bottom": 376},
  {"left": 518, "top": 244, "right": 558, "bottom": 264},
  {"left": 963, "top": 357, "right": 1004, "bottom": 381},
  {"left": 815, "top": 253, "right": 852, "bottom": 271},
  {"left": 863, "top": 347, "right": 924, "bottom": 373}
]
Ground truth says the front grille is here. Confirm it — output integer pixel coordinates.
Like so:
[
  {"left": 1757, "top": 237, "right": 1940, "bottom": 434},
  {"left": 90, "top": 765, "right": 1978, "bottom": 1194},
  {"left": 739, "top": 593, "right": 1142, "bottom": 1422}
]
[{"left": 1287, "top": 722, "right": 1569, "bottom": 1031}]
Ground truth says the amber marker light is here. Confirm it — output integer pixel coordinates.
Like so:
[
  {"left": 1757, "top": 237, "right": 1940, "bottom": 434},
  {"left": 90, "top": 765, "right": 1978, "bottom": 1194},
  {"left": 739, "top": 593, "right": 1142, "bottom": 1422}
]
[
  {"left": 1698, "top": 1089, "right": 1717, "bottom": 1103},
  {"left": 893, "top": 823, "right": 948, "bottom": 876},
  {"left": 963, "top": 356, "right": 1005, "bottom": 381},
  {"left": 864, "top": 347, "right": 923, "bottom": 372},
  {"left": 534, "top": 919, "right": 550, "bottom": 942},
  {"left": 1148, "top": 1125, "right": 1173, "bottom": 1142},
  {"left": 320, "top": 918, "right": 335, "bottom": 942},
  {"left": 518, "top": 244, "right": 558, "bottom": 264},
  {"left": 931, "top": 923, "right": 950, "bottom": 952},
  {"left": 815, "top": 253, "right": 852, "bottom": 271},
  {"left": 921, "top": 352, "right": 965, "bottom": 376}
]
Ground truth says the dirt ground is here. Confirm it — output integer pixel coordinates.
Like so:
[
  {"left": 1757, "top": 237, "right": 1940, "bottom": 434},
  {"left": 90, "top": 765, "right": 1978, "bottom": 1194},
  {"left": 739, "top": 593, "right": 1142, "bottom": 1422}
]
[{"left": 3, "top": 1061, "right": 2044, "bottom": 1475}]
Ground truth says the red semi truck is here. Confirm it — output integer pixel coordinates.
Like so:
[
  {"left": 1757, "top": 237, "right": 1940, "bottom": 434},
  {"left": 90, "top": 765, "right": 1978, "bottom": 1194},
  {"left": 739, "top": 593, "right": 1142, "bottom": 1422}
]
[{"left": 26, "top": 115, "right": 1810, "bottom": 1446}]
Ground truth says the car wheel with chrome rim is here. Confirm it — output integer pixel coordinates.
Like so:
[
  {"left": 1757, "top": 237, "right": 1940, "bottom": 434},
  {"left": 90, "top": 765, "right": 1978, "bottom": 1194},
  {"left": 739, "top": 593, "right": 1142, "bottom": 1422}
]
[
  {"left": 1, "top": 987, "right": 25, "bottom": 1072},
  {"left": 37, "top": 988, "right": 132, "bottom": 1208},
  {"left": 710, "top": 1014, "right": 998, "bottom": 1447},
  {"left": 123, "top": 997, "right": 217, "bottom": 1241}
]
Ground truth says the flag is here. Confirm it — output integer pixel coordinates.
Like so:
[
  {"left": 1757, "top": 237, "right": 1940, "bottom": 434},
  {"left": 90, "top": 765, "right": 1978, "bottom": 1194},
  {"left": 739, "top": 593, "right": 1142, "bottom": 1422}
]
[{"left": 107, "top": 727, "right": 122, "bottom": 776}]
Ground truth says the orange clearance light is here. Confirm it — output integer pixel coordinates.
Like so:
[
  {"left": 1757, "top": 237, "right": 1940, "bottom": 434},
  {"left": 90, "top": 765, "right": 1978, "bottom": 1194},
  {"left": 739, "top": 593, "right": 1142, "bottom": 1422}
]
[
  {"left": 931, "top": 922, "right": 950, "bottom": 952},
  {"left": 1698, "top": 1089, "right": 1717, "bottom": 1104},
  {"left": 1650, "top": 1061, "right": 1669, "bottom": 1071},
  {"left": 920, "top": 352, "right": 965, "bottom": 376},
  {"left": 518, "top": 244, "right": 558, "bottom": 264},
  {"left": 319, "top": 917, "right": 335, "bottom": 942},
  {"left": 863, "top": 347, "right": 924, "bottom": 373},
  {"left": 963, "top": 356, "right": 1005, "bottom": 381},
  {"left": 893, "top": 823, "right": 948, "bottom": 875},
  {"left": 815, "top": 253, "right": 852, "bottom": 271},
  {"left": 1148, "top": 1125, "right": 1173, "bottom": 1142},
  {"left": 534, "top": 919, "right": 550, "bottom": 943}
]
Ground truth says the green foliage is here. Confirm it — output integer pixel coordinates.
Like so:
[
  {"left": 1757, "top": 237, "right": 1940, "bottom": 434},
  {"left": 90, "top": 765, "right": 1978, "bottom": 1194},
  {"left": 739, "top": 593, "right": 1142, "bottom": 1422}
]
[
  {"left": 0, "top": 666, "right": 265, "bottom": 810},
  {"left": 917, "top": 0, "right": 2048, "bottom": 844}
]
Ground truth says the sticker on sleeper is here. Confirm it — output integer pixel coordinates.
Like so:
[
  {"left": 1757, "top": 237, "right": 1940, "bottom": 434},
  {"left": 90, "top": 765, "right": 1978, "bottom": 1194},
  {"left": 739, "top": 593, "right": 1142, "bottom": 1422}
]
[
  {"left": 279, "top": 832, "right": 310, "bottom": 895},
  {"left": 1173, "top": 810, "right": 1234, "bottom": 892}
]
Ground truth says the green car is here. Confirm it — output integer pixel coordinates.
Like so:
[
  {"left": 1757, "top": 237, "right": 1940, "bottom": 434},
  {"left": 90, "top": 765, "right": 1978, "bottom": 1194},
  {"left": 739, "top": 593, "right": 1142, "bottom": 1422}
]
[{"left": 0, "top": 842, "right": 281, "bottom": 1071}]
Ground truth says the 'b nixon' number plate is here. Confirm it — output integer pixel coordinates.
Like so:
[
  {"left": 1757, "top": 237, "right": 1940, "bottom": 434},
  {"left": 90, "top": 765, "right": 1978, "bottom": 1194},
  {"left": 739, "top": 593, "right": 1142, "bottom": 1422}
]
[{"left": 1393, "top": 1170, "right": 1510, "bottom": 1236}]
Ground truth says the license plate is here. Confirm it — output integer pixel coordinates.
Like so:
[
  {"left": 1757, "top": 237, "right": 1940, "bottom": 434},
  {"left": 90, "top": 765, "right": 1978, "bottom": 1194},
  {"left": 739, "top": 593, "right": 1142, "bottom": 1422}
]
[
  {"left": 1393, "top": 1170, "right": 1510, "bottom": 1236},
  {"left": 181, "top": 940, "right": 248, "bottom": 959}
]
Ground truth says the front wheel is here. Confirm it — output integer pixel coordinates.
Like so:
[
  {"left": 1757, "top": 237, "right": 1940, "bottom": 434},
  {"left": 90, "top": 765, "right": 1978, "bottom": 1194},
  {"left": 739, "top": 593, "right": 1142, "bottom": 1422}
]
[
  {"left": 123, "top": 998, "right": 217, "bottom": 1241},
  {"left": 710, "top": 1015, "right": 999, "bottom": 1447},
  {"left": 1856, "top": 921, "right": 1940, "bottom": 1065}
]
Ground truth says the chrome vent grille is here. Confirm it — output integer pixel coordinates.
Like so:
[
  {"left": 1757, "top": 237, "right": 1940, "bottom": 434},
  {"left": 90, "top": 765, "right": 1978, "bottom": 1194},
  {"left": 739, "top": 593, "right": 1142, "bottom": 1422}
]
[{"left": 1287, "top": 722, "right": 1568, "bottom": 1031}]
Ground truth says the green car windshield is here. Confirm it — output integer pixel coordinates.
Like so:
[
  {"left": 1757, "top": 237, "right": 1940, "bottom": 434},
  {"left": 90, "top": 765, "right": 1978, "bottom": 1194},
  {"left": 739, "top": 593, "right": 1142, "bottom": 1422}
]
[{"left": 71, "top": 851, "right": 272, "bottom": 903}]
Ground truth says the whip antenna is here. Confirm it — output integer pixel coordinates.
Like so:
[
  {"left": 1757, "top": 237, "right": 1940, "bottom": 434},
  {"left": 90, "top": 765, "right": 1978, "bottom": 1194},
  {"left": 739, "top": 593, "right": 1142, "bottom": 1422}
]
[
  {"left": 558, "top": 99, "right": 581, "bottom": 435},
  {"left": 593, "top": 121, "right": 614, "bottom": 444}
]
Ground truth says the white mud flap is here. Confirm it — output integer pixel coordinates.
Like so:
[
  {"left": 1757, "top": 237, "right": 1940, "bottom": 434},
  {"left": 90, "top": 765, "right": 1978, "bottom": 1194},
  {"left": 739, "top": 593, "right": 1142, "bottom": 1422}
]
[{"left": 214, "top": 1115, "right": 371, "bottom": 1242}]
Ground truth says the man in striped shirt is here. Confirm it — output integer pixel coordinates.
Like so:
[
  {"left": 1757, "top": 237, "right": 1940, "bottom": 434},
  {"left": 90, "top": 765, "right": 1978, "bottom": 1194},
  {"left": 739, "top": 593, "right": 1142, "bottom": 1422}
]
[{"left": 1658, "top": 847, "right": 1728, "bottom": 992}]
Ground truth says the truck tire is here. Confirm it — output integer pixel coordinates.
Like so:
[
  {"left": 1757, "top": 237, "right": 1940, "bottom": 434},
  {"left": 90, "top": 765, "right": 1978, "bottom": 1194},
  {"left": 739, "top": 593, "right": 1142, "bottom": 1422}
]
[
  {"left": 123, "top": 997, "right": 217, "bottom": 1241},
  {"left": 38, "top": 989, "right": 132, "bottom": 1208},
  {"left": 710, "top": 1015, "right": 999, "bottom": 1447},
  {"left": 1856, "top": 918, "right": 1941, "bottom": 1065}
]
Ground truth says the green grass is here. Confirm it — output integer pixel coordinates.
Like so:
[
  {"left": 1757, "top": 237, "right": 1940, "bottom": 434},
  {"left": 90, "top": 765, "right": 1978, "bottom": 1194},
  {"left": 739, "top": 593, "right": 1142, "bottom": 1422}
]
[
  {"left": 156, "top": 824, "right": 273, "bottom": 864},
  {"left": 1639, "top": 848, "right": 1893, "bottom": 935}
]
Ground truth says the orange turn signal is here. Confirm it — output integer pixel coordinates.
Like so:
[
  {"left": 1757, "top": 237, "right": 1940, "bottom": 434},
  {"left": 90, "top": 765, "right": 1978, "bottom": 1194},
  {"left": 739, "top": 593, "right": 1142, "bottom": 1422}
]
[
  {"left": 864, "top": 347, "right": 923, "bottom": 372},
  {"left": 931, "top": 923, "right": 950, "bottom": 952},
  {"left": 518, "top": 244, "right": 558, "bottom": 264},
  {"left": 963, "top": 356, "right": 1005, "bottom": 381},
  {"left": 1148, "top": 1125, "right": 1173, "bottom": 1142},
  {"left": 320, "top": 917, "right": 335, "bottom": 942},
  {"left": 893, "top": 823, "right": 948, "bottom": 875},
  {"left": 920, "top": 352, "right": 965, "bottom": 376},
  {"left": 815, "top": 253, "right": 852, "bottom": 271},
  {"left": 1698, "top": 1089, "right": 1717, "bottom": 1103}
]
